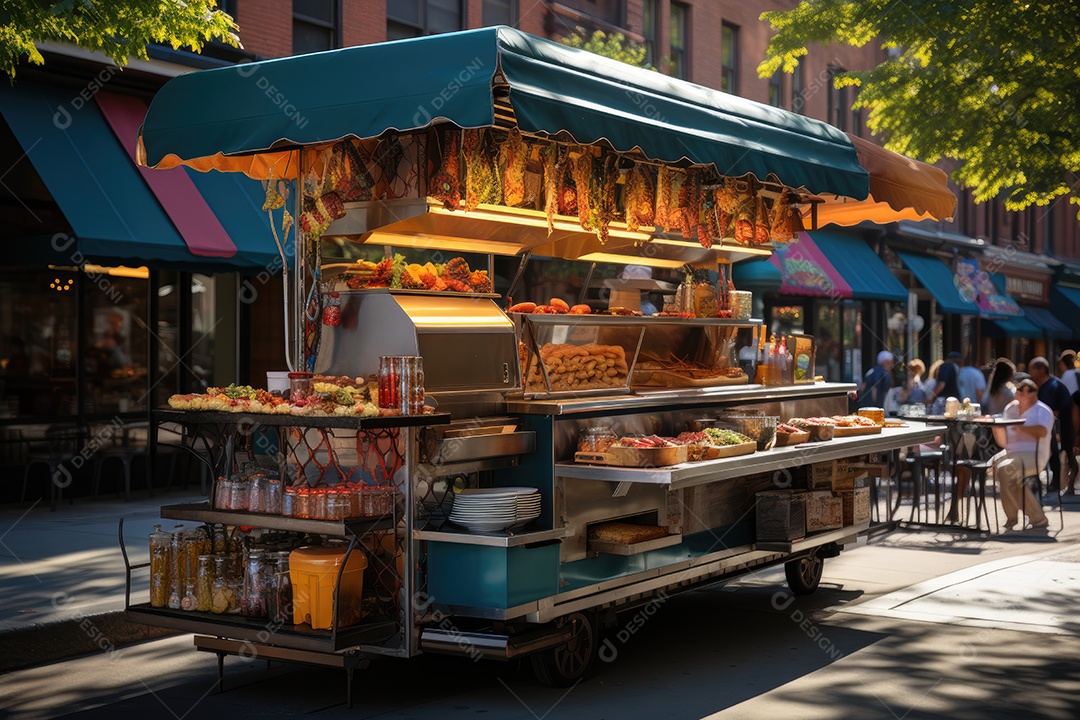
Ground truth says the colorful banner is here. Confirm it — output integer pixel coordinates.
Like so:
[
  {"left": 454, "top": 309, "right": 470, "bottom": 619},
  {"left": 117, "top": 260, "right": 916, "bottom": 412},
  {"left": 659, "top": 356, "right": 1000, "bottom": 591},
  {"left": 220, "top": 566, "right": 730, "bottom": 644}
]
[
  {"left": 769, "top": 232, "right": 852, "bottom": 299},
  {"left": 954, "top": 258, "right": 1023, "bottom": 317}
]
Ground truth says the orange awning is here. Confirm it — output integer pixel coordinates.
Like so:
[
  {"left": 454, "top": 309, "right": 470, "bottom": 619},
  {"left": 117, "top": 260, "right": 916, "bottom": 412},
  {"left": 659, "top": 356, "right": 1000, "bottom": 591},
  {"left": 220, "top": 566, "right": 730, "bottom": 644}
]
[{"left": 805, "top": 133, "right": 957, "bottom": 228}]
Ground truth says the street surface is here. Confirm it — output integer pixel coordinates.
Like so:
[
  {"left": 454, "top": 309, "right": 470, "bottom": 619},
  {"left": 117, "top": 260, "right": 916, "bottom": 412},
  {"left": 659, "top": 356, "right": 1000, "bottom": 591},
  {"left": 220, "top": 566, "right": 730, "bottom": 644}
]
[{"left": 2, "top": 494, "right": 1080, "bottom": 719}]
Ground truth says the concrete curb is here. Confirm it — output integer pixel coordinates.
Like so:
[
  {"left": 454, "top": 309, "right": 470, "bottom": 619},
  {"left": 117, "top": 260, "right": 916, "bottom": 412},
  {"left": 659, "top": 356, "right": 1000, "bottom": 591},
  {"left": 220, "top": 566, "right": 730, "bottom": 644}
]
[{"left": 0, "top": 611, "right": 181, "bottom": 673}]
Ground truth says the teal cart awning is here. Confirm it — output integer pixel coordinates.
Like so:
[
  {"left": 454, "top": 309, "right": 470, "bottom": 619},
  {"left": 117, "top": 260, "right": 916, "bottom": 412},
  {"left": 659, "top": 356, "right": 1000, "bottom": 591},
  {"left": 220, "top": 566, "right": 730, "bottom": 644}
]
[
  {"left": 896, "top": 251, "right": 980, "bottom": 316},
  {"left": 812, "top": 232, "right": 908, "bottom": 302},
  {"left": 982, "top": 314, "right": 1042, "bottom": 339},
  {"left": 732, "top": 258, "right": 782, "bottom": 290},
  {"left": 0, "top": 82, "right": 280, "bottom": 271},
  {"left": 1023, "top": 305, "right": 1072, "bottom": 339},
  {"left": 139, "top": 27, "right": 869, "bottom": 199}
]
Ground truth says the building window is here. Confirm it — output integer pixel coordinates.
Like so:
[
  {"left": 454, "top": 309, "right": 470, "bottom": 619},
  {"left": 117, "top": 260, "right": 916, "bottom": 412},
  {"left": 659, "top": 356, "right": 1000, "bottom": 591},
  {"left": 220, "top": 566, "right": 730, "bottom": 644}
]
[
  {"left": 642, "top": 0, "right": 657, "bottom": 67},
  {"left": 851, "top": 107, "right": 862, "bottom": 137},
  {"left": 293, "top": 0, "right": 339, "bottom": 55},
  {"left": 721, "top": 23, "right": 738, "bottom": 93},
  {"left": 482, "top": 0, "right": 514, "bottom": 26},
  {"left": 668, "top": 3, "right": 688, "bottom": 79},
  {"left": 387, "top": 0, "right": 464, "bottom": 40},
  {"left": 827, "top": 65, "right": 848, "bottom": 130},
  {"left": 791, "top": 63, "right": 805, "bottom": 113},
  {"left": 768, "top": 71, "right": 782, "bottom": 107}
]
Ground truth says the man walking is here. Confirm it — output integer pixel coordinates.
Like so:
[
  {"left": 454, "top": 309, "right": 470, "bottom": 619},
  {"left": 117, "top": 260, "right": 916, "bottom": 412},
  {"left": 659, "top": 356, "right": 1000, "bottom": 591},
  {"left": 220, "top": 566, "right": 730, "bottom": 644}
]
[
  {"left": 957, "top": 355, "right": 986, "bottom": 404},
  {"left": 858, "top": 350, "right": 894, "bottom": 409},
  {"left": 1030, "top": 356, "right": 1075, "bottom": 493}
]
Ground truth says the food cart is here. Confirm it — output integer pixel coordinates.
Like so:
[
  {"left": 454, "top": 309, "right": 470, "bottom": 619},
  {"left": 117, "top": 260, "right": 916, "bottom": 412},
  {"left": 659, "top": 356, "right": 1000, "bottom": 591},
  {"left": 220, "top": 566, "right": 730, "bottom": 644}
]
[{"left": 122, "top": 27, "right": 953, "bottom": 703}]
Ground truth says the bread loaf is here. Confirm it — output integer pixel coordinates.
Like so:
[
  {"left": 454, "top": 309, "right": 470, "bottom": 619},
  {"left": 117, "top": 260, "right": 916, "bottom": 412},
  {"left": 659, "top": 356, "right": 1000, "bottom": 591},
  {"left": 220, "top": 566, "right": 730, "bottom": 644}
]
[{"left": 588, "top": 522, "right": 668, "bottom": 544}]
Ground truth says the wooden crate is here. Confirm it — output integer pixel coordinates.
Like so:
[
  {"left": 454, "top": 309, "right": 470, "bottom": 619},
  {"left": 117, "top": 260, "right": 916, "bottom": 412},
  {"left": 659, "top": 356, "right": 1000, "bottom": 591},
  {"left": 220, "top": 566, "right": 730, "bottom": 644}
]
[
  {"left": 805, "top": 491, "right": 843, "bottom": 532},
  {"left": 839, "top": 487, "right": 871, "bottom": 526},
  {"left": 809, "top": 459, "right": 881, "bottom": 491},
  {"left": 755, "top": 490, "right": 807, "bottom": 542}
]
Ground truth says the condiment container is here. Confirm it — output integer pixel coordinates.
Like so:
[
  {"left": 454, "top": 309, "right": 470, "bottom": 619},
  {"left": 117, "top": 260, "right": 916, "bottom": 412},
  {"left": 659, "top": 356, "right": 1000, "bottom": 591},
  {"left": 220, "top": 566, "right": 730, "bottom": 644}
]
[
  {"left": 148, "top": 524, "right": 171, "bottom": 608},
  {"left": 577, "top": 427, "right": 617, "bottom": 454}
]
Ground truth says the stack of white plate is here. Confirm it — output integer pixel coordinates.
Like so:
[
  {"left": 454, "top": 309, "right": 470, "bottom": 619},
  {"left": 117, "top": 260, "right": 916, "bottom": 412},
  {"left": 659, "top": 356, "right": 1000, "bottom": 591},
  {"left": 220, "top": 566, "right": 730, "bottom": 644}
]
[{"left": 449, "top": 487, "right": 541, "bottom": 533}]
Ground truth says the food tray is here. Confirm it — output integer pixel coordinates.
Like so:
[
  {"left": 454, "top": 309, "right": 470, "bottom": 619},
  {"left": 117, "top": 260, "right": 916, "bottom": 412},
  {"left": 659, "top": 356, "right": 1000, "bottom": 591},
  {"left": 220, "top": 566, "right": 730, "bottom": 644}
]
[
  {"left": 631, "top": 369, "right": 749, "bottom": 388},
  {"left": 574, "top": 444, "right": 688, "bottom": 467},
  {"left": 774, "top": 431, "right": 811, "bottom": 447},
  {"left": 588, "top": 533, "right": 683, "bottom": 556},
  {"left": 832, "top": 425, "right": 883, "bottom": 437},
  {"left": 697, "top": 441, "right": 757, "bottom": 460}
]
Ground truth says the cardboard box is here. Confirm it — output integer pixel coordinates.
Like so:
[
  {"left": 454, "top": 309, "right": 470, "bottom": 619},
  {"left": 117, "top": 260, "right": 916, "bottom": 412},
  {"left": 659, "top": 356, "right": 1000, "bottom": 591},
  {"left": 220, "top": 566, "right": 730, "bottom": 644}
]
[
  {"left": 756, "top": 490, "right": 807, "bottom": 542},
  {"left": 809, "top": 459, "right": 883, "bottom": 491},
  {"left": 805, "top": 490, "right": 843, "bottom": 532},
  {"left": 839, "top": 486, "right": 871, "bottom": 525}
]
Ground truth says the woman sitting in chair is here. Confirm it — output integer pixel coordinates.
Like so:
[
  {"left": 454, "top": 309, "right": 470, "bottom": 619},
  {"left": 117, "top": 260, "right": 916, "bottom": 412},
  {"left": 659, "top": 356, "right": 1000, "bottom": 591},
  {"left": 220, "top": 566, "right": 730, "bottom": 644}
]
[{"left": 992, "top": 376, "right": 1052, "bottom": 530}]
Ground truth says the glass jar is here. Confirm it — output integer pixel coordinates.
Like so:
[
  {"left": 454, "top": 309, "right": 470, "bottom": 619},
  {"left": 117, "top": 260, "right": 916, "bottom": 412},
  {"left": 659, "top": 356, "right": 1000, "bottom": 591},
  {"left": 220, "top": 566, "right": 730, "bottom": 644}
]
[
  {"left": 168, "top": 526, "right": 184, "bottom": 609},
  {"left": 148, "top": 524, "right": 171, "bottom": 608},
  {"left": 213, "top": 477, "right": 230, "bottom": 510},
  {"left": 265, "top": 478, "right": 283, "bottom": 515},
  {"left": 328, "top": 490, "right": 350, "bottom": 520},
  {"left": 196, "top": 554, "right": 214, "bottom": 612},
  {"left": 294, "top": 487, "right": 311, "bottom": 519},
  {"left": 242, "top": 549, "right": 267, "bottom": 618},
  {"left": 312, "top": 489, "right": 329, "bottom": 520},
  {"left": 577, "top": 426, "right": 617, "bottom": 454},
  {"left": 323, "top": 291, "right": 342, "bottom": 326},
  {"left": 282, "top": 486, "right": 295, "bottom": 517},
  {"left": 230, "top": 477, "right": 250, "bottom": 511},
  {"left": 271, "top": 551, "right": 293, "bottom": 625},
  {"left": 210, "top": 556, "right": 231, "bottom": 615},
  {"left": 181, "top": 583, "right": 197, "bottom": 611},
  {"left": 247, "top": 473, "right": 268, "bottom": 514},
  {"left": 288, "top": 371, "right": 314, "bottom": 403}
]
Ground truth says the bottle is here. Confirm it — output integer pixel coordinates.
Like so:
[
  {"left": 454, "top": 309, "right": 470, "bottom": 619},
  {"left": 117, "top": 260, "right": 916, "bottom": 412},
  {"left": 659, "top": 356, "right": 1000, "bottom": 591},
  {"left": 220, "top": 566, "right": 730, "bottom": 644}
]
[
  {"left": 168, "top": 525, "right": 185, "bottom": 609},
  {"left": 148, "top": 524, "right": 171, "bottom": 608},
  {"left": 753, "top": 329, "right": 768, "bottom": 385},
  {"left": 196, "top": 555, "right": 214, "bottom": 612},
  {"left": 211, "top": 556, "right": 230, "bottom": 615},
  {"left": 271, "top": 551, "right": 293, "bottom": 625},
  {"left": 181, "top": 583, "right": 197, "bottom": 611},
  {"left": 778, "top": 336, "right": 790, "bottom": 385}
]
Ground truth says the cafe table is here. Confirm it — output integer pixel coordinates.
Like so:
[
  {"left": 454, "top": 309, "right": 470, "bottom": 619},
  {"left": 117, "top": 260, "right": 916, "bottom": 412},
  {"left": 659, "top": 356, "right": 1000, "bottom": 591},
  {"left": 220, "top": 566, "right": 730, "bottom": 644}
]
[{"left": 896, "top": 415, "right": 1026, "bottom": 531}]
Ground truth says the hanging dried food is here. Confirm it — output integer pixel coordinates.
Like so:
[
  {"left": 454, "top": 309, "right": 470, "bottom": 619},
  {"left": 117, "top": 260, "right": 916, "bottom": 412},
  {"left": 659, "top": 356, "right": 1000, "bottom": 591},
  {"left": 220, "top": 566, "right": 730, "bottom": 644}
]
[
  {"left": 543, "top": 143, "right": 560, "bottom": 233},
  {"left": 715, "top": 177, "right": 741, "bottom": 215},
  {"left": 623, "top": 163, "right": 655, "bottom": 232},
  {"left": 655, "top": 166, "right": 671, "bottom": 231},
  {"left": 377, "top": 137, "right": 404, "bottom": 200},
  {"left": 733, "top": 187, "right": 756, "bottom": 246},
  {"left": 698, "top": 189, "right": 715, "bottom": 249},
  {"left": 754, "top": 192, "right": 771, "bottom": 245},
  {"left": 463, "top": 129, "right": 501, "bottom": 211},
  {"left": 298, "top": 192, "right": 345, "bottom": 239},
  {"left": 769, "top": 192, "right": 800, "bottom": 243},
  {"left": 330, "top": 140, "right": 374, "bottom": 202},
  {"left": 556, "top": 150, "right": 578, "bottom": 217},
  {"left": 429, "top": 128, "right": 461, "bottom": 211},
  {"left": 679, "top": 168, "right": 701, "bottom": 239},
  {"left": 570, "top": 149, "right": 596, "bottom": 230},
  {"left": 262, "top": 174, "right": 285, "bottom": 212},
  {"left": 596, "top": 154, "right": 618, "bottom": 243},
  {"left": 500, "top": 128, "right": 527, "bottom": 207},
  {"left": 666, "top": 170, "right": 686, "bottom": 233}
]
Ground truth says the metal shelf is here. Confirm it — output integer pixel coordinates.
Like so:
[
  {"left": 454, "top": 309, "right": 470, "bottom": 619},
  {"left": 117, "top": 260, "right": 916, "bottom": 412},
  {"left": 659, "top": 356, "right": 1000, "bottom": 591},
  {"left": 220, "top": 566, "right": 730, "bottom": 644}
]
[
  {"left": 153, "top": 408, "right": 450, "bottom": 429},
  {"left": 554, "top": 423, "right": 941, "bottom": 490},
  {"left": 414, "top": 526, "right": 571, "bottom": 548},
  {"left": 125, "top": 604, "right": 396, "bottom": 653},
  {"left": 160, "top": 503, "right": 394, "bottom": 537},
  {"left": 754, "top": 521, "right": 869, "bottom": 553}
]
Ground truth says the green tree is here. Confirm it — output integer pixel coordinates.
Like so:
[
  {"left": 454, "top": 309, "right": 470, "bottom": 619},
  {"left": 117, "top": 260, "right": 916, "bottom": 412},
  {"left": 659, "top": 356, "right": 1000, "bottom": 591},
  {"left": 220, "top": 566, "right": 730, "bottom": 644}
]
[
  {"left": 561, "top": 28, "right": 652, "bottom": 70},
  {"left": 1, "top": 0, "right": 239, "bottom": 81},
  {"left": 758, "top": 0, "right": 1079, "bottom": 212}
]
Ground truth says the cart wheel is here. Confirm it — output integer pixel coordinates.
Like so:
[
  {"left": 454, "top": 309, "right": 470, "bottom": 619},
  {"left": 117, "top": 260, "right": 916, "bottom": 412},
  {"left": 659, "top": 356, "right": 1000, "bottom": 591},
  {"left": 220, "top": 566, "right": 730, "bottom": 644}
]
[
  {"left": 530, "top": 612, "right": 596, "bottom": 688},
  {"left": 785, "top": 549, "right": 824, "bottom": 596}
]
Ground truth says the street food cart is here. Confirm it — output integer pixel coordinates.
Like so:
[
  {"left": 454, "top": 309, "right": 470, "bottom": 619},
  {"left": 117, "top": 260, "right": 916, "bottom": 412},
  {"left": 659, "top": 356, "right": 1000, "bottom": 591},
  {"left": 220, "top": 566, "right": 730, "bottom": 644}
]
[{"left": 122, "top": 27, "right": 953, "bottom": 703}]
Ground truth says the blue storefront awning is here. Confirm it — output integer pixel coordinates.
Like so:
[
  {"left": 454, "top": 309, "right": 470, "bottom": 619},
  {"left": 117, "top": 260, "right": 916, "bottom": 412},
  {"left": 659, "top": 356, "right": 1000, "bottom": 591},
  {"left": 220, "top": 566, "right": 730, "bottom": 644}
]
[
  {"left": 896, "top": 251, "right": 980, "bottom": 315},
  {"left": 812, "top": 232, "right": 909, "bottom": 302},
  {"left": 1052, "top": 286, "right": 1080, "bottom": 332},
  {"left": 731, "top": 258, "right": 782, "bottom": 290},
  {"left": 184, "top": 170, "right": 283, "bottom": 269},
  {"left": 1023, "top": 304, "right": 1072, "bottom": 339},
  {"left": 0, "top": 82, "right": 280, "bottom": 271},
  {"left": 982, "top": 314, "right": 1042, "bottom": 339}
]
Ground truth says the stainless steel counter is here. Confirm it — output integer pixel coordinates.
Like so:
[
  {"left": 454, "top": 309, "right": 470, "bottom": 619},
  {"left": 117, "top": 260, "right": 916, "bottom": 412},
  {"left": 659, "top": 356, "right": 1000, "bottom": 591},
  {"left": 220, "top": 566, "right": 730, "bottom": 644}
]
[
  {"left": 507, "top": 381, "right": 857, "bottom": 415},
  {"left": 554, "top": 422, "right": 940, "bottom": 490}
]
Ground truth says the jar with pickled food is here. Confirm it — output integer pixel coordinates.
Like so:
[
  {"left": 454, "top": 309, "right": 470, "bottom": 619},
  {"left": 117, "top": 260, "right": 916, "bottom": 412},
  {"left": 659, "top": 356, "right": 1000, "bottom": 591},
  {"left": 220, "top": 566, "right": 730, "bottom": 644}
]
[
  {"left": 328, "top": 490, "right": 350, "bottom": 520},
  {"left": 295, "top": 487, "right": 311, "bottom": 519},
  {"left": 248, "top": 473, "right": 268, "bottom": 513},
  {"left": 265, "top": 478, "right": 282, "bottom": 515},
  {"left": 184, "top": 528, "right": 209, "bottom": 587},
  {"left": 210, "top": 556, "right": 232, "bottom": 615},
  {"left": 230, "top": 477, "right": 250, "bottom": 511},
  {"left": 181, "top": 583, "right": 197, "bottom": 611},
  {"left": 196, "top": 554, "right": 214, "bottom": 612},
  {"left": 312, "top": 489, "right": 329, "bottom": 520},
  {"left": 241, "top": 549, "right": 267, "bottom": 617},
  {"left": 148, "top": 524, "right": 171, "bottom": 608},
  {"left": 213, "top": 476, "right": 230, "bottom": 510},
  {"left": 577, "top": 426, "right": 617, "bottom": 454}
]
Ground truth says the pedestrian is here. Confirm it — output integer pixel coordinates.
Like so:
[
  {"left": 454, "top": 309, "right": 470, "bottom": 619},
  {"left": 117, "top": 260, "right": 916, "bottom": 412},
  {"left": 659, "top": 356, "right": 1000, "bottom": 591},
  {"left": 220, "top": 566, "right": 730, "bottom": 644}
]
[
  {"left": 858, "top": 350, "right": 894, "bottom": 409},
  {"left": 991, "top": 377, "right": 1052, "bottom": 529},
  {"left": 1056, "top": 350, "right": 1079, "bottom": 395},
  {"left": 981, "top": 358, "right": 1016, "bottom": 415},
  {"left": 1029, "top": 356, "right": 1075, "bottom": 493},
  {"left": 897, "top": 359, "right": 928, "bottom": 405},
  {"left": 957, "top": 355, "right": 987, "bottom": 404},
  {"left": 921, "top": 359, "right": 943, "bottom": 405},
  {"left": 928, "top": 351, "right": 962, "bottom": 414}
]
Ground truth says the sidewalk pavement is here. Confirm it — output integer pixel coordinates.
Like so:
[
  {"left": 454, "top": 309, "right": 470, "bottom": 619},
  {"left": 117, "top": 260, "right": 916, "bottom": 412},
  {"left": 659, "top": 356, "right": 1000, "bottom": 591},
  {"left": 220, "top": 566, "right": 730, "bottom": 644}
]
[{"left": 1, "top": 488, "right": 1079, "bottom": 672}]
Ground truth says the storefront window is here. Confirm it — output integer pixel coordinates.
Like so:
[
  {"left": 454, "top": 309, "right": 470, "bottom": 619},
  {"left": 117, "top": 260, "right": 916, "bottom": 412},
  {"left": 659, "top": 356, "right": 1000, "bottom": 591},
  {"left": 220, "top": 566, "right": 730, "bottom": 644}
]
[
  {"left": 190, "top": 274, "right": 217, "bottom": 391},
  {"left": 155, "top": 271, "right": 181, "bottom": 409},
  {"left": 0, "top": 269, "right": 78, "bottom": 418},
  {"left": 842, "top": 301, "right": 863, "bottom": 383},
  {"left": 83, "top": 272, "right": 149, "bottom": 416},
  {"left": 816, "top": 303, "right": 841, "bottom": 382},
  {"left": 770, "top": 305, "right": 804, "bottom": 336}
]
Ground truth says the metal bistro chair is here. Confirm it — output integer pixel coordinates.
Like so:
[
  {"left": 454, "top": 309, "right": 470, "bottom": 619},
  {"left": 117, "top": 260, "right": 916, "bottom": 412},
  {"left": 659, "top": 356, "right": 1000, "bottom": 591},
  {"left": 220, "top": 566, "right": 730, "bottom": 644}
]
[
  {"left": 1018, "top": 425, "right": 1065, "bottom": 531},
  {"left": 92, "top": 421, "right": 150, "bottom": 501},
  {"left": 21, "top": 424, "right": 81, "bottom": 510},
  {"left": 957, "top": 423, "right": 1001, "bottom": 533}
]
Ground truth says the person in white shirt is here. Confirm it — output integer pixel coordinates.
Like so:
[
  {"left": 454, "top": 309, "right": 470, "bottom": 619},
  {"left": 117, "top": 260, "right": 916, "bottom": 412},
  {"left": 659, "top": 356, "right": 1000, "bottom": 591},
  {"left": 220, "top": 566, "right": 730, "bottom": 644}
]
[
  {"left": 992, "top": 377, "right": 1052, "bottom": 529},
  {"left": 1057, "top": 350, "right": 1079, "bottom": 396},
  {"left": 957, "top": 355, "right": 987, "bottom": 404}
]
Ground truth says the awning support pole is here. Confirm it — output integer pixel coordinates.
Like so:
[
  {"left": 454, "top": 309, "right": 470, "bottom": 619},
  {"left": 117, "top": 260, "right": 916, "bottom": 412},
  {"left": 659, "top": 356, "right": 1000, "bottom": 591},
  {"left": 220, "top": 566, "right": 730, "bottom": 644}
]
[{"left": 506, "top": 250, "right": 532, "bottom": 306}]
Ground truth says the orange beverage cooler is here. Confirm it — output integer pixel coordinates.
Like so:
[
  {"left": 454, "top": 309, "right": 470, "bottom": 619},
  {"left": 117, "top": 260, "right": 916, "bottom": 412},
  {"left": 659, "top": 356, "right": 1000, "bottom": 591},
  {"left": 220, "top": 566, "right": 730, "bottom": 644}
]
[{"left": 289, "top": 547, "right": 368, "bottom": 630}]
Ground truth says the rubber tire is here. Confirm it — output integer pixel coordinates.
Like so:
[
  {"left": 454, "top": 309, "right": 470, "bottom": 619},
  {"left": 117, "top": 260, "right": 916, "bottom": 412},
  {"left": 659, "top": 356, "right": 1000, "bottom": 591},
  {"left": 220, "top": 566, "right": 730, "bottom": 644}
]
[
  {"left": 785, "top": 549, "right": 824, "bottom": 596},
  {"left": 530, "top": 612, "right": 596, "bottom": 688}
]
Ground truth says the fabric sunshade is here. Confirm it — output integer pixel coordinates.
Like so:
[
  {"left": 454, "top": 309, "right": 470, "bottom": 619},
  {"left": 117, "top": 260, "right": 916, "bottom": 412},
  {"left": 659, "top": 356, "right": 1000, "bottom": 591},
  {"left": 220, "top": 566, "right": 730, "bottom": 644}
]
[
  {"left": 764, "top": 232, "right": 907, "bottom": 301},
  {"left": 982, "top": 314, "right": 1042, "bottom": 339},
  {"left": 1051, "top": 286, "right": 1080, "bottom": 332},
  {"left": 137, "top": 26, "right": 868, "bottom": 200},
  {"left": 0, "top": 81, "right": 279, "bottom": 270},
  {"left": 731, "top": 258, "right": 782, "bottom": 290},
  {"left": 896, "top": 251, "right": 980, "bottom": 315},
  {"left": 1022, "top": 304, "right": 1072, "bottom": 339},
  {"left": 808, "top": 133, "right": 957, "bottom": 228}
]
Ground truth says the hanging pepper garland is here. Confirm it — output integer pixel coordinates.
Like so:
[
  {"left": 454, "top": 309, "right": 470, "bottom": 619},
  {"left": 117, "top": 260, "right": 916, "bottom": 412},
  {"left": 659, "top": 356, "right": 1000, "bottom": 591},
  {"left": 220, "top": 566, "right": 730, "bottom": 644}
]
[
  {"left": 430, "top": 127, "right": 462, "bottom": 211},
  {"left": 500, "top": 128, "right": 527, "bottom": 207}
]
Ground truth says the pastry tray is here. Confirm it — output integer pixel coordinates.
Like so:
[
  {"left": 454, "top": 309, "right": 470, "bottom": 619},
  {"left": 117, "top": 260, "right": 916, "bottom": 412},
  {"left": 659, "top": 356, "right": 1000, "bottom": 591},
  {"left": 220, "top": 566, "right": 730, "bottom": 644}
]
[
  {"left": 774, "top": 431, "right": 811, "bottom": 447},
  {"left": 832, "top": 425, "right": 883, "bottom": 437},
  {"left": 588, "top": 533, "right": 683, "bottom": 556},
  {"left": 575, "top": 444, "right": 688, "bottom": 467}
]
